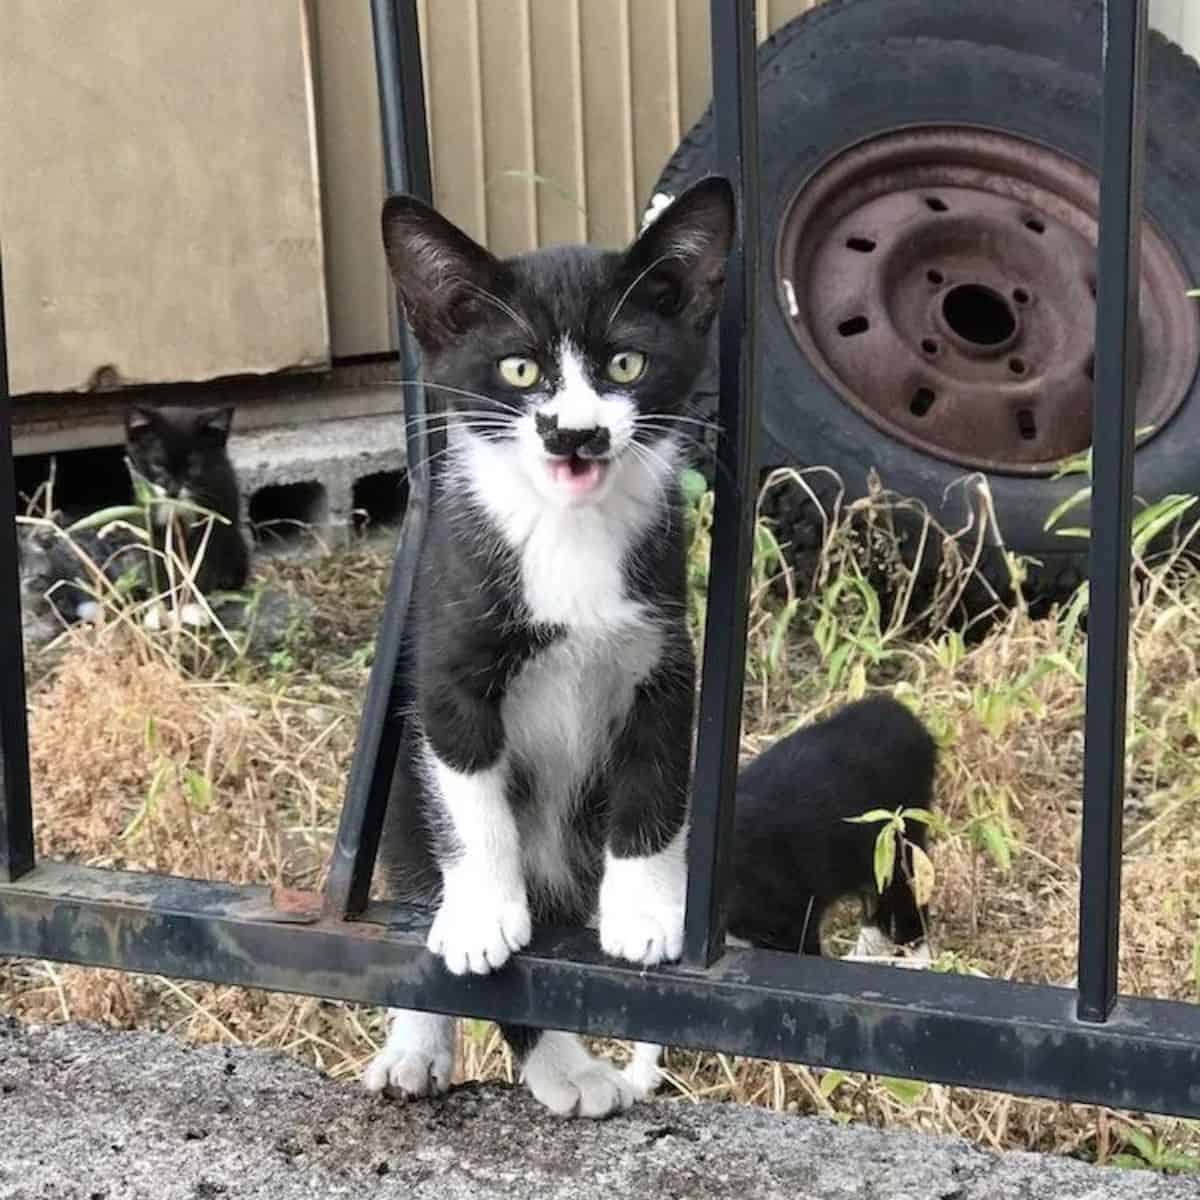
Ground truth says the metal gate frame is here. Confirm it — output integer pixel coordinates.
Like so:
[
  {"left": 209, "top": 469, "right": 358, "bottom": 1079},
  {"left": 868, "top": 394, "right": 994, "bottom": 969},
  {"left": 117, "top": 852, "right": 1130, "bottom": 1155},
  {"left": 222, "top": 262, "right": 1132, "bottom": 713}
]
[{"left": 4, "top": 0, "right": 1200, "bottom": 1119}]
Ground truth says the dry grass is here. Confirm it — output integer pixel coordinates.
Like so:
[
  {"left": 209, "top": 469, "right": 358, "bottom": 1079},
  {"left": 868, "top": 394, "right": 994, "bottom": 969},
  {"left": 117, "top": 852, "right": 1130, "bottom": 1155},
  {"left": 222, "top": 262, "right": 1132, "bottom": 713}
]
[{"left": 6, "top": 480, "right": 1200, "bottom": 1173}]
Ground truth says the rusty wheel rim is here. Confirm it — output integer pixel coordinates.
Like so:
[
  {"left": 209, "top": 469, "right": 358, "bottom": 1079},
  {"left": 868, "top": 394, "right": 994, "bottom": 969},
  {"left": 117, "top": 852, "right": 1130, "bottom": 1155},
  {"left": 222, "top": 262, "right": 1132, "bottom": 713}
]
[{"left": 776, "top": 127, "right": 1200, "bottom": 475}]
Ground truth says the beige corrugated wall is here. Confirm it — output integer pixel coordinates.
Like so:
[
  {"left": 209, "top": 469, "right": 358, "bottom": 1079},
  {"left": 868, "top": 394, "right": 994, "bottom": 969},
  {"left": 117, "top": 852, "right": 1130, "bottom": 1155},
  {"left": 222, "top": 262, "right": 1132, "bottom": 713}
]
[
  {"left": 319, "top": 1, "right": 1200, "bottom": 359},
  {"left": 419, "top": 0, "right": 816, "bottom": 258},
  {"left": 315, "top": 0, "right": 817, "bottom": 358}
]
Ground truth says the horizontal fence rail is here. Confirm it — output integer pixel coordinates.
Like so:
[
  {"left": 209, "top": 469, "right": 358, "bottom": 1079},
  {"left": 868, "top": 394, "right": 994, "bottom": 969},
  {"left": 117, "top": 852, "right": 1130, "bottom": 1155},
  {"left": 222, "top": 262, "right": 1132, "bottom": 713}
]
[{"left": 3, "top": 0, "right": 1198, "bottom": 1123}]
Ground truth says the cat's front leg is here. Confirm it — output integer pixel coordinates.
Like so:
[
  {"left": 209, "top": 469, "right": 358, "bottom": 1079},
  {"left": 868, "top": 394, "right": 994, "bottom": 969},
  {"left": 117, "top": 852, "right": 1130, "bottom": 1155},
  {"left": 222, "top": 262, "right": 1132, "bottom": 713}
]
[
  {"left": 598, "top": 642, "right": 694, "bottom": 967},
  {"left": 426, "top": 753, "right": 531, "bottom": 975}
]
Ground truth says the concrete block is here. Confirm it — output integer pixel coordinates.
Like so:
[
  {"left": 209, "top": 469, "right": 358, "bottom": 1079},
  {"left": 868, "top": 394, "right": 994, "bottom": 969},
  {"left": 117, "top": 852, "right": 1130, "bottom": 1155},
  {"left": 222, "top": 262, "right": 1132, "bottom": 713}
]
[{"left": 229, "top": 412, "right": 407, "bottom": 548}]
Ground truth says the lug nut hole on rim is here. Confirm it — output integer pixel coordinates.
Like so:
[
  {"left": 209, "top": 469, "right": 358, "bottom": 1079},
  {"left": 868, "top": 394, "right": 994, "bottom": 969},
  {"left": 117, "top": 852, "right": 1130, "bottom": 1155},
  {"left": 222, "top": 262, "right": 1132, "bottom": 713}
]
[
  {"left": 838, "top": 315, "right": 870, "bottom": 337},
  {"left": 927, "top": 269, "right": 945, "bottom": 286},
  {"left": 910, "top": 387, "right": 936, "bottom": 417},
  {"left": 1013, "top": 288, "right": 1030, "bottom": 305},
  {"left": 1025, "top": 217, "right": 1046, "bottom": 234},
  {"left": 846, "top": 236, "right": 876, "bottom": 253},
  {"left": 925, "top": 196, "right": 949, "bottom": 213},
  {"left": 921, "top": 338, "right": 939, "bottom": 355},
  {"left": 1017, "top": 409, "right": 1038, "bottom": 441},
  {"left": 942, "top": 284, "right": 1017, "bottom": 347},
  {"left": 1009, "top": 357, "right": 1027, "bottom": 376}
]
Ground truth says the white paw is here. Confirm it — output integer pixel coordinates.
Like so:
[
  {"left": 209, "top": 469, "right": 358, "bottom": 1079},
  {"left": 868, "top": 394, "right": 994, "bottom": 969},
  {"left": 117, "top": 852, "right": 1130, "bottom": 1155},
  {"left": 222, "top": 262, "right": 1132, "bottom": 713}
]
[
  {"left": 141, "top": 603, "right": 165, "bottom": 632},
  {"left": 902, "top": 940, "right": 933, "bottom": 968},
  {"left": 362, "top": 1010, "right": 456, "bottom": 1099},
  {"left": 427, "top": 894, "right": 531, "bottom": 976},
  {"left": 599, "top": 902, "right": 683, "bottom": 967},
  {"left": 179, "top": 601, "right": 209, "bottom": 628},
  {"left": 363, "top": 1046, "right": 453, "bottom": 1098},
  {"left": 623, "top": 1042, "right": 665, "bottom": 1098},
  {"left": 75, "top": 600, "right": 101, "bottom": 623},
  {"left": 597, "top": 839, "right": 687, "bottom": 967},
  {"left": 523, "top": 1032, "right": 637, "bottom": 1119},
  {"left": 845, "top": 924, "right": 895, "bottom": 961}
]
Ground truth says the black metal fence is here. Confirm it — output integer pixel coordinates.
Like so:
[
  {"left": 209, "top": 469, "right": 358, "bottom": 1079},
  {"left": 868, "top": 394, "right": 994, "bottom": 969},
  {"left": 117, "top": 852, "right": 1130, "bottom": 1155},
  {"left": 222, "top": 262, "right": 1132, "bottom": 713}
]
[{"left": 4, "top": 0, "right": 1200, "bottom": 1119}]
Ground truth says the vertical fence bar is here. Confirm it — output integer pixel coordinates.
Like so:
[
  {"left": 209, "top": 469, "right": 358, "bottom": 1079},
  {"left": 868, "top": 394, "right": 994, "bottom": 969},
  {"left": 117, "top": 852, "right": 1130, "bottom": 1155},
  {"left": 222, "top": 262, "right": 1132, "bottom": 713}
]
[
  {"left": 0, "top": 254, "right": 35, "bottom": 883},
  {"left": 1076, "top": 0, "right": 1149, "bottom": 1023},
  {"left": 323, "top": 0, "right": 433, "bottom": 919},
  {"left": 684, "top": 0, "right": 760, "bottom": 967}
]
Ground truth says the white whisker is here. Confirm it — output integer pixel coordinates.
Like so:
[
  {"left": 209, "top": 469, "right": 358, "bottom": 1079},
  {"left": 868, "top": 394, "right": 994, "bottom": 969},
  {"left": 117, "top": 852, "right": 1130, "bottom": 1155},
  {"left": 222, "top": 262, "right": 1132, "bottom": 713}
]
[{"left": 606, "top": 252, "right": 676, "bottom": 332}]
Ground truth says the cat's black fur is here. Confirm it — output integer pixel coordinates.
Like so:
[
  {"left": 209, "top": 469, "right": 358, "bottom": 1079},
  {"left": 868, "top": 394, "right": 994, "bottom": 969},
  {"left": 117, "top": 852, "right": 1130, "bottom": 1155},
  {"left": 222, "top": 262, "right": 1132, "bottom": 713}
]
[
  {"left": 368, "top": 179, "right": 734, "bottom": 1114},
  {"left": 125, "top": 405, "right": 249, "bottom": 595},
  {"left": 728, "top": 695, "right": 938, "bottom": 955}
]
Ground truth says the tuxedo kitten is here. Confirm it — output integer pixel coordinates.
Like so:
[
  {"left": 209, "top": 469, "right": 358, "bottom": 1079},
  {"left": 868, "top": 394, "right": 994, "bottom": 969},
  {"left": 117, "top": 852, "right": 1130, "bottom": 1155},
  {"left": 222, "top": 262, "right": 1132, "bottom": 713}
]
[
  {"left": 362, "top": 178, "right": 734, "bottom": 1118},
  {"left": 625, "top": 694, "right": 939, "bottom": 1096},
  {"left": 124, "top": 405, "right": 249, "bottom": 604},
  {"left": 18, "top": 405, "right": 248, "bottom": 635}
]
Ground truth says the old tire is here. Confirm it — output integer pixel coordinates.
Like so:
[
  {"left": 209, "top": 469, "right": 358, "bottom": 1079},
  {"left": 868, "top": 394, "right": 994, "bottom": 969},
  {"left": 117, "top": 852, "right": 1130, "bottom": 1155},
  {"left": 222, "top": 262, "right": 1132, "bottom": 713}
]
[{"left": 653, "top": 30, "right": 1200, "bottom": 607}]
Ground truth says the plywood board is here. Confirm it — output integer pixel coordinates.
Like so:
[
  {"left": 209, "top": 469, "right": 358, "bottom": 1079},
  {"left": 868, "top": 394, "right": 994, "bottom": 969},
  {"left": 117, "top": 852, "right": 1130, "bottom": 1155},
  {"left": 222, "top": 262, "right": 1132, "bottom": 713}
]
[{"left": 0, "top": 0, "right": 329, "bottom": 395}]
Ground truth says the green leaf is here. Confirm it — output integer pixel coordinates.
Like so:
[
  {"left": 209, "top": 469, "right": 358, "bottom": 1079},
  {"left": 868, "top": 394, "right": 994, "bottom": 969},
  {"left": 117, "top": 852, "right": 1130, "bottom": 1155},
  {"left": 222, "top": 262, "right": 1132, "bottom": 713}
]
[
  {"left": 679, "top": 468, "right": 708, "bottom": 505},
  {"left": 66, "top": 505, "right": 146, "bottom": 533},
  {"left": 182, "top": 770, "right": 212, "bottom": 813},
  {"left": 767, "top": 599, "right": 800, "bottom": 674},
  {"left": 873, "top": 826, "right": 897, "bottom": 893},
  {"left": 1111, "top": 1154, "right": 1148, "bottom": 1171},
  {"left": 845, "top": 809, "right": 899, "bottom": 826},
  {"left": 1042, "top": 487, "right": 1091, "bottom": 533},
  {"left": 979, "top": 819, "right": 1013, "bottom": 873},
  {"left": 847, "top": 660, "right": 868, "bottom": 700},
  {"left": 1188, "top": 288, "right": 1200, "bottom": 298},
  {"left": 1121, "top": 1126, "right": 1158, "bottom": 1162},
  {"left": 1131, "top": 494, "right": 1196, "bottom": 555},
  {"left": 825, "top": 641, "right": 853, "bottom": 689},
  {"left": 818, "top": 1069, "right": 849, "bottom": 1099},
  {"left": 880, "top": 1076, "right": 928, "bottom": 1106}
]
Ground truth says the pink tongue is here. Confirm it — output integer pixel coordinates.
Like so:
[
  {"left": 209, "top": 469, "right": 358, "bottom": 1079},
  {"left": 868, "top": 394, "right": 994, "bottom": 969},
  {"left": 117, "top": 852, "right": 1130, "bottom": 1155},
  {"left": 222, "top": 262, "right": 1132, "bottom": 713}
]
[{"left": 550, "top": 458, "right": 603, "bottom": 495}]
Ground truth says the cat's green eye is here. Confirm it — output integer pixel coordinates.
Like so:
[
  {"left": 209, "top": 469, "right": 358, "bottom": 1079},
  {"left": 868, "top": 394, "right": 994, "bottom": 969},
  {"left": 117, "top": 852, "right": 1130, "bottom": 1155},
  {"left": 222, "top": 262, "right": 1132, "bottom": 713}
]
[
  {"left": 606, "top": 350, "right": 646, "bottom": 384},
  {"left": 498, "top": 356, "right": 541, "bottom": 388}
]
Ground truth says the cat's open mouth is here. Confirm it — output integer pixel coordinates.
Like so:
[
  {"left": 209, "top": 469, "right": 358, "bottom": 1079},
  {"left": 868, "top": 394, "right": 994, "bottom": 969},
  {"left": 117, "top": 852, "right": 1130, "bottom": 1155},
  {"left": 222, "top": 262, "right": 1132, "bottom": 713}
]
[{"left": 547, "top": 454, "right": 608, "bottom": 498}]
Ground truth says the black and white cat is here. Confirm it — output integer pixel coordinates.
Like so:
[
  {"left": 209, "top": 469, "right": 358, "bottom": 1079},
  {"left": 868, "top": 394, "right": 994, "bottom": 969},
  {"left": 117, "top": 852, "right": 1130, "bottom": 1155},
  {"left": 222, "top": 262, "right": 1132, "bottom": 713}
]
[
  {"left": 362, "top": 178, "right": 734, "bottom": 1118},
  {"left": 18, "top": 405, "right": 248, "bottom": 633},
  {"left": 625, "top": 694, "right": 939, "bottom": 1095},
  {"left": 125, "top": 405, "right": 249, "bottom": 616}
]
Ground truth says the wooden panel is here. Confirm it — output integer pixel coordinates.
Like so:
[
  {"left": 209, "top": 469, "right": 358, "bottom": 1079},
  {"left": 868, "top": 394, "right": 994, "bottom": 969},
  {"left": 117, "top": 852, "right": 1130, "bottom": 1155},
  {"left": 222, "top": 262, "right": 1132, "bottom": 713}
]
[
  {"left": 676, "top": 0, "right": 714, "bottom": 135},
  {"left": 310, "top": 0, "right": 389, "bottom": 359},
  {"left": 424, "top": 0, "right": 487, "bottom": 243},
  {"left": 529, "top": 0, "right": 587, "bottom": 246},
  {"left": 579, "top": 0, "right": 637, "bottom": 247},
  {"left": 478, "top": 0, "right": 538, "bottom": 257},
  {"left": 769, "top": 0, "right": 816, "bottom": 32},
  {"left": 1150, "top": 0, "right": 1182, "bottom": 41},
  {"left": 630, "top": 0, "right": 682, "bottom": 214},
  {"left": 0, "top": 0, "right": 328, "bottom": 396}
]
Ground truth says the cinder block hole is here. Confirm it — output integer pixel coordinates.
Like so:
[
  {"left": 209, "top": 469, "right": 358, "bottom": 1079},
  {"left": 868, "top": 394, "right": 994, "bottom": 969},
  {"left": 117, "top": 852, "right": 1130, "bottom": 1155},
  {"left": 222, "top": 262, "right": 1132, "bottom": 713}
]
[
  {"left": 14, "top": 446, "right": 133, "bottom": 517},
  {"left": 352, "top": 469, "right": 408, "bottom": 534},
  {"left": 249, "top": 481, "right": 328, "bottom": 547}
]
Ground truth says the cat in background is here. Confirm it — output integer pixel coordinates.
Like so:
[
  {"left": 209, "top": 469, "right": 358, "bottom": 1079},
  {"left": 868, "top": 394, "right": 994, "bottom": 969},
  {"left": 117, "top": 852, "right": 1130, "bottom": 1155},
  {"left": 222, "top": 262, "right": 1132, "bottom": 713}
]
[
  {"left": 626, "top": 694, "right": 938, "bottom": 1096},
  {"left": 18, "top": 404, "right": 249, "bottom": 632}
]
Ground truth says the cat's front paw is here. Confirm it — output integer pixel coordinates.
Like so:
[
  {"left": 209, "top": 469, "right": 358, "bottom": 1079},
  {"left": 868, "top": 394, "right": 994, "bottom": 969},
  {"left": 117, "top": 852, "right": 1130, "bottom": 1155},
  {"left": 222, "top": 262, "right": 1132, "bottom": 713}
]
[
  {"left": 523, "top": 1032, "right": 637, "bottom": 1119},
  {"left": 598, "top": 843, "right": 686, "bottom": 967},
  {"left": 427, "top": 892, "right": 531, "bottom": 976},
  {"left": 599, "top": 900, "right": 684, "bottom": 967},
  {"left": 363, "top": 1044, "right": 453, "bottom": 1099},
  {"left": 363, "top": 1009, "right": 456, "bottom": 1099}
]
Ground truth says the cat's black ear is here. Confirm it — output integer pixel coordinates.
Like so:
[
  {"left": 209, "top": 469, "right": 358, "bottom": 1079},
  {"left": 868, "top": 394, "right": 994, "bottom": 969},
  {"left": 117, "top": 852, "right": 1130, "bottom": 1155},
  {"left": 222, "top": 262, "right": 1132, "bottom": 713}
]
[
  {"left": 620, "top": 176, "right": 735, "bottom": 332},
  {"left": 125, "top": 406, "right": 156, "bottom": 442},
  {"left": 197, "top": 406, "right": 234, "bottom": 445},
  {"left": 381, "top": 194, "right": 501, "bottom": 350}
]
